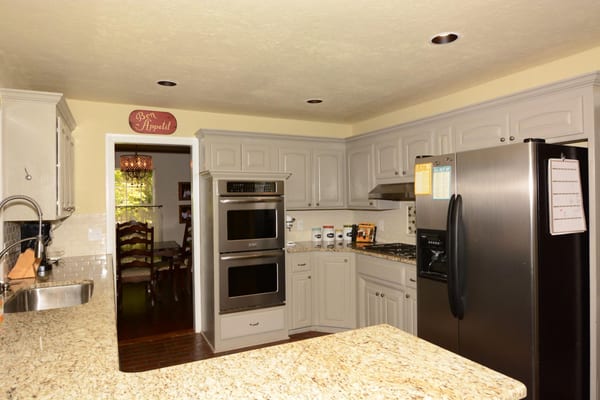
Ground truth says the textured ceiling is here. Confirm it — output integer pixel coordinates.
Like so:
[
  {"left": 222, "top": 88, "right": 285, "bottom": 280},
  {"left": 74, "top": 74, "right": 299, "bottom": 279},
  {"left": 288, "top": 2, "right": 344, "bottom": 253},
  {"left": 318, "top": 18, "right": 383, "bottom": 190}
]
[{"left": 1, "top": 0, "right": 600, "bottom": 123}]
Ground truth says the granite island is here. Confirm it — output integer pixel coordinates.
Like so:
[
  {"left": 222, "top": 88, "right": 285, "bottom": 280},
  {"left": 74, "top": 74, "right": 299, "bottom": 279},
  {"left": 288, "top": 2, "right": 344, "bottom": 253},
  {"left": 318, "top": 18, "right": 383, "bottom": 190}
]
[{"left": 0, "top": 255, "right": 526, "bottom": 399}]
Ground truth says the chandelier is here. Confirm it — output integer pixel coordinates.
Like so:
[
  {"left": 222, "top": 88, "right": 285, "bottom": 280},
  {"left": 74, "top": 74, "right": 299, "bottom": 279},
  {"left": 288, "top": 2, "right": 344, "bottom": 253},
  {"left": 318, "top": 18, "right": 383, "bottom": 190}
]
[{"left": 120, "top": 153, "right": 153, "bottom": 181}]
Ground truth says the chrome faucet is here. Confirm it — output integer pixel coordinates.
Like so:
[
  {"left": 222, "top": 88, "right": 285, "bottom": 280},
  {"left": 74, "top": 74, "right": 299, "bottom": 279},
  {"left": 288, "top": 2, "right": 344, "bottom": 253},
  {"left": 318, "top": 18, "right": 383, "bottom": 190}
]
[{"left": 0, "top": 195, "right": 45, "bottom": 293}]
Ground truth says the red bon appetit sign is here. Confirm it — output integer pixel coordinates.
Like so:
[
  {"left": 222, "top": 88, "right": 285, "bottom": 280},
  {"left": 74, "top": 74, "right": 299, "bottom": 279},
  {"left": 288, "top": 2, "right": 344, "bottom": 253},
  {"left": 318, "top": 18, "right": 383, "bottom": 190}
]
[{"left": 129, "top": 110, "right": 177, "bottom": 134}]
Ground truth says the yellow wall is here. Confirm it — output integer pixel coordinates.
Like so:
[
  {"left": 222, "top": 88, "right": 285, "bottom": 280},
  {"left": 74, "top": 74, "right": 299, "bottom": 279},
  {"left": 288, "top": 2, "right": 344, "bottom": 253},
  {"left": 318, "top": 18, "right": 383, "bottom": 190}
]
[{"left": 69, "top": 45, "right": 600, "bottom": 214}]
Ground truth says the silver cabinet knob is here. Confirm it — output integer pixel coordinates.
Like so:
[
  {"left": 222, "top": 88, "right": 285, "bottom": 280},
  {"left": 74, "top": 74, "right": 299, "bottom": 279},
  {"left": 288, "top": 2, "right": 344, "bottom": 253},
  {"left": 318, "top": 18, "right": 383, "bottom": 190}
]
[
  {"left": 500, "top": 137, "right": 506, "bottom": 142},
  {"left": 376, "top": 292, "right": 380, "bottom": 297},
  {"left": 509, "top": 136, "right": 515, "bottom": 141}
]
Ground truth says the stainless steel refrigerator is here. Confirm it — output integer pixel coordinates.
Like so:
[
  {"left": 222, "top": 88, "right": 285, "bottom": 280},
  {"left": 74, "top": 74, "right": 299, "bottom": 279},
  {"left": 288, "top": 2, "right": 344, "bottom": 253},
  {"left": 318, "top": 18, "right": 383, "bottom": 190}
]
[{"left": 415, "top": 140, "right": 589, "bottom": 400}]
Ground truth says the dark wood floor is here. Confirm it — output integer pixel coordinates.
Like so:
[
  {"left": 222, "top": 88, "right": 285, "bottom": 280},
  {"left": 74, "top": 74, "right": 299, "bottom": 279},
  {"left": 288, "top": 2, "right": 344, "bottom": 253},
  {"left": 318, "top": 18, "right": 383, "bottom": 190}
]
[{"left": 117, "top": 276, "right": 328, "bottom": 372}]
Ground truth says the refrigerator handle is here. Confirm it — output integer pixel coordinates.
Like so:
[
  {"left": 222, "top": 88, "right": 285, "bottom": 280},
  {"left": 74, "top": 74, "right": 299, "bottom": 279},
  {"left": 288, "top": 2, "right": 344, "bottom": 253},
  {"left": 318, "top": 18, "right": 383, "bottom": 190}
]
[{"left": 447, "top": 194, "right": 465, "bottom": 319}]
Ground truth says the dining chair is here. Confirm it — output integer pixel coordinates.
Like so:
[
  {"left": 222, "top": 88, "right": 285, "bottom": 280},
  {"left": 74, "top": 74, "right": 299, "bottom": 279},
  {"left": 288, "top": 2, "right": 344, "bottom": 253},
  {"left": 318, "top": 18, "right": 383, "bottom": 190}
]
[
  {"left": 115, "top": 221, "right": 159, "bottom": 308},
  {"left": 173, "top": 217, "right": 193, "bottom": 301}
]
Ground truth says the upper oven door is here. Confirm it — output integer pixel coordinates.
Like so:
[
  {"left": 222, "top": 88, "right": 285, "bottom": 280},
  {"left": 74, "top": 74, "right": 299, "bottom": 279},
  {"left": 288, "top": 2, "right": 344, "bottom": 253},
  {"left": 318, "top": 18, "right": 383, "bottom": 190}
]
[{"left": 218, "top": 195, "right": 285, "bottom": 253}]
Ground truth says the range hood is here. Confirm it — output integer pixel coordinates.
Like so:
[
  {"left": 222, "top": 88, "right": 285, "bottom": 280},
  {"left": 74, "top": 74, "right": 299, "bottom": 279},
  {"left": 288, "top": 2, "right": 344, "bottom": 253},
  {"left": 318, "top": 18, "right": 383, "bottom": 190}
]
[{"left": 368, "top": 182, "right": 415, "bottom": 201}]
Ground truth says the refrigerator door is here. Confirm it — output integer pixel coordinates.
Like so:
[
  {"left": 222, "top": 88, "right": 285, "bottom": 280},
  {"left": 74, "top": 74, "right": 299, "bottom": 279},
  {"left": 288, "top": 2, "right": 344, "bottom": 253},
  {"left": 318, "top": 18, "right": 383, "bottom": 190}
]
[
  {"left": 415, "top": 155, "right": 459, "bottom": 352},
  {"left": 455, "top": 144, "right": 535, "bottom": 394}
]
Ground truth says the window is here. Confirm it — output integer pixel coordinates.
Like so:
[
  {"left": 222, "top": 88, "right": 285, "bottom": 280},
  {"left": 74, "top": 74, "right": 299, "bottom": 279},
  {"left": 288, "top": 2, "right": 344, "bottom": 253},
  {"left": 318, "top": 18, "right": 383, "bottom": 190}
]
[{"left": 114, "top": 170, "right": 157, "bottom": 224}]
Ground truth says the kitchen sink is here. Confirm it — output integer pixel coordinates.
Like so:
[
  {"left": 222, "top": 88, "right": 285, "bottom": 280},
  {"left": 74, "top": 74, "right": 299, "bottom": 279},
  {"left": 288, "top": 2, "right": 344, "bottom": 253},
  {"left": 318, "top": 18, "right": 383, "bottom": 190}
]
[{"left": 3, "top": 279, "right": 94, "bottom": 313}]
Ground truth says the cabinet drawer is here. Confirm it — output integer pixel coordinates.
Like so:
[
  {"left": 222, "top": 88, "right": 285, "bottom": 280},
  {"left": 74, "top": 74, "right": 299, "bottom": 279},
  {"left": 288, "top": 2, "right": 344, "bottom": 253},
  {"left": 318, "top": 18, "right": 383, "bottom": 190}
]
[
  {"left": 406, "top": 267, "right": 417, "bottom": 289},
  {"left": 290, "top": 253, "right": 311, "bottom": 272},
  {"left": 221, "top": 307, "right": 285, "bottom": 340}
]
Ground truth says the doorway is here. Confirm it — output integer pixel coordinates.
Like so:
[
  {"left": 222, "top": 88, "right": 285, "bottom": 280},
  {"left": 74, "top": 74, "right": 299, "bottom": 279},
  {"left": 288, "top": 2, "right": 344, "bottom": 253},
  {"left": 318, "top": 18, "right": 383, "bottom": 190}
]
[{"left": 105, "top": 134, "right": 201, "bottom": 341}]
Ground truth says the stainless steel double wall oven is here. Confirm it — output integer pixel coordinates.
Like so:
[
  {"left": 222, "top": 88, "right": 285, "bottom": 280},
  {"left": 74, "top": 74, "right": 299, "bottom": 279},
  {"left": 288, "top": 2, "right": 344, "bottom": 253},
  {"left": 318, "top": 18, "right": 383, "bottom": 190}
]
[{"left": 217, "top": 180, "right": 286, "bottom": 313}]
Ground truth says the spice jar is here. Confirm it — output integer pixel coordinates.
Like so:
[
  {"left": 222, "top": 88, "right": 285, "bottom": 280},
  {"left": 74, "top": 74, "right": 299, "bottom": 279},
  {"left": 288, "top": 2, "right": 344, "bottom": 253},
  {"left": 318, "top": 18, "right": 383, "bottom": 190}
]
[{"left": 311, "top": 227, "right": 322, "bottom": 242}]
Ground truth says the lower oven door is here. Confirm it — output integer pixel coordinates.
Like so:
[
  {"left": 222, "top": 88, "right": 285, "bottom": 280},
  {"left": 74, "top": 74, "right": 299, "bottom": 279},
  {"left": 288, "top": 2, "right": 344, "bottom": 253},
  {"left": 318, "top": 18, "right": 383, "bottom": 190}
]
[{"left": 219, "top": 249, "right": 285, "bottom": 314}]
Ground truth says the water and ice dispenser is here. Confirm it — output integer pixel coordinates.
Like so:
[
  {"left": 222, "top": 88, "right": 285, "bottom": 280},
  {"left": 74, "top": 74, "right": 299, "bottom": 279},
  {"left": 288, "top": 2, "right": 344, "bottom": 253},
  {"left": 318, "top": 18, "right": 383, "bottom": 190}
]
[{"left": 417, "top": 229, "right": 448, "bottom": 281}]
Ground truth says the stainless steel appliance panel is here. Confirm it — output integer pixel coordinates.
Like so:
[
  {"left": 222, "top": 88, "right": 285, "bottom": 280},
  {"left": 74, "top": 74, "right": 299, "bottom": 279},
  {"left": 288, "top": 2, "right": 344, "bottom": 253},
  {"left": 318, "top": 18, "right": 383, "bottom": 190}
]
[
  {"left": 416, "top": 141, "right": 589, "bottom": 400},
  {"left": 455, "top": 144, "right": 535, "bottom": 389},
  {"left": 218, "top": 195, "right": 284, "bottom": 253},
  {"left": 219, "top": 249, "right": 285, "bottom": 313}
]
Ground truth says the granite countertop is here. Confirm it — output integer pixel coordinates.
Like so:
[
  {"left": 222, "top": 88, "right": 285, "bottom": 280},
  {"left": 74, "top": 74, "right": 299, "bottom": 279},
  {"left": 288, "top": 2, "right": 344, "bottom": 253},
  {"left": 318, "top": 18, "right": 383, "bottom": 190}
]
[
  {"left": 287, "top": 240, "right": 417, "bottom": 264},
  {"left": 0, "top": 255, "right": 525, "bottom": 399}
]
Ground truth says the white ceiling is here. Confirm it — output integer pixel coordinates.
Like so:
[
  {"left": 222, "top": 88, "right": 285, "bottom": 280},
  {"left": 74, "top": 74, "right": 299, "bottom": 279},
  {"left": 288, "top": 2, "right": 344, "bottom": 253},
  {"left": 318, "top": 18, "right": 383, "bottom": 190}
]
[{"left": 1, "top": 0, "right": 600, "bottom": 123}]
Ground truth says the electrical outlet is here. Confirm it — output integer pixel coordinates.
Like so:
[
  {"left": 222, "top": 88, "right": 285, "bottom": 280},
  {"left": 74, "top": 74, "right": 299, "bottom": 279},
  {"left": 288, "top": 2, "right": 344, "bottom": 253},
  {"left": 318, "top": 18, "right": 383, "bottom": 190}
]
[
  {"left": 296, "top": 219, "right": 304, "bottom": 231},
  {"left": 377, "top": 219, "right": 385, "bottom": 232},
  {"left": 406, "top": 205, "right": 416, "bottom": 235}
]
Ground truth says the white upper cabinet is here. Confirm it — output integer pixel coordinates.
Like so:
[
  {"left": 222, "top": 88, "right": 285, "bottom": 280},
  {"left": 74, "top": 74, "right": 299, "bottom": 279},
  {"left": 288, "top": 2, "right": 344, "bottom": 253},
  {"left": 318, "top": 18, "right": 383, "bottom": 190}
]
[
  {"left": 401, "top": 130, "right": 434, "bottom": 177},
  {"left": 198, "top": 132, "right": 276, "bottom": 172},
  {"left": 242, "top": 142, "right": 276, "bottom": 172},
  {"left": 509, "top": 90, "right": 585, "bottom": 141},
  {"left": 279, "top": 141, "right": 345, "bottom": 210},
  {"left": 453, "top": 109, "right": 512, "bottom": 152},
  {"left": 346, "top": 142, "right": 375, "bottom": 208},
  {"left": 0, "top": 89, "right": 76, "bottom": 221},
  {"left": 373, "top": 135, "right": 403, "bottom": 181},
  {"left": 278, "top": 145, "right": 313, "bottom": 209},
  {"left": 313, "top": 148, "right": 345, "bottom": 209}
]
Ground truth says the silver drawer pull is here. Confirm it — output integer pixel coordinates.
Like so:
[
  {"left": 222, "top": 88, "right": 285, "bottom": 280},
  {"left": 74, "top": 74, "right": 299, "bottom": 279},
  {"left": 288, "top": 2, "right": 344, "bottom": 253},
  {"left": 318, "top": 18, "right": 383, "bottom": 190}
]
[
  {"left": 298, "top": 263, "right": 307, "bottom": 266},
  {"left": 249, "top": 322, "right": 260, "bottom": 327},
  {"left": 409, "top": 278, "right": 416, "bottom": 282}
]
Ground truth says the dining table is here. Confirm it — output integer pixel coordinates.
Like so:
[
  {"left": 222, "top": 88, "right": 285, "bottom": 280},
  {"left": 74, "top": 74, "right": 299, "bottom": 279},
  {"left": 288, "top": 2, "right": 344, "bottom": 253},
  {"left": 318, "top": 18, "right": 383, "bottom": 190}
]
[{"left": 154, "top": 240, "right": 184, "bottom": 300}]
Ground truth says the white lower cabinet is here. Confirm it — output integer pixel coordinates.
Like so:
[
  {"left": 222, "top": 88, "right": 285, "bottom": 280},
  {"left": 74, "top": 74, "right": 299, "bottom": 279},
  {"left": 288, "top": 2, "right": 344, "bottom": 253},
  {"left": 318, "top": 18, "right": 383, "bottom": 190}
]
[
  {"left": 288, "top": 252, "right": 416, "bottom": 334},
  {"left": 314, "top": 252, "right": 356, "bottom": 329},
  {"left": 221, "top": 307, "right": 286, "bottom": 340},
  {"left": 288, "top": 253, "right": 313, "bottom": 330},
  {"left": 361, "top": 277, "right": 404, "bottom": 328},
  {"left": 288, "top": 252, "right": 356, "bottom": 332},
  {"left": 356, "top": 255, "right": 417, "bottom": 335}
]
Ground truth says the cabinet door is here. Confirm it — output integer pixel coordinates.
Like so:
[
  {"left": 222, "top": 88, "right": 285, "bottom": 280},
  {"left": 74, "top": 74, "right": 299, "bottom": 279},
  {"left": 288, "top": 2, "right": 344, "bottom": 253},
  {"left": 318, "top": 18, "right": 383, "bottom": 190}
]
[
  {"left": 454, "top": 111, "right": 511, "bottom": 152},
  {"left": 313, "top": 149, "right": 345, "bottom": 208},
  {"left": 404, "top": 287, "right": 418, "bottom": 335},
  {"left": 291, "top": 271, "right": 312, "bottom": 330},
  {"left": 358, "top": 276, "right": 377, "bottom": 327},
  {"left": 402, "top": 131, "right": 433, "bottom": 177},
  {"left": 380, "top": 284, "right": 404, "bottom": 329},
  {"left": 346, "top": 144, "right": 375, "bottom": 208},
  {"left": 242, "top": 142, "right": 275, "bottom": 172},
  {"left": 209, "top": 142, "right": 241, "bottom": 171},
  {"left": 279, "top": 147, "right": 312, "bottom": 209},
  {"left": 510, "top": 91, "right": 585, "bottom": 140},
  {"left": 57, "top": 114, "right": 75, "bottom": 217},
  {"left": 433, "top": 125, "right": 454, "bottom": 155},
  {"left": 374, "top": 136, "right": 402, "bottom": 181},
  {"left": 315, "top": 253, "right": 356, "bottom": 329}
]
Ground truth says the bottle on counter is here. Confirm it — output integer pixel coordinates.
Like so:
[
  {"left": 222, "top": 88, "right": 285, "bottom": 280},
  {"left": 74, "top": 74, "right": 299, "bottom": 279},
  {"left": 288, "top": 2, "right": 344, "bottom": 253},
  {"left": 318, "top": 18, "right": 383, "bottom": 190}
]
[
  {"left": 322, "top": 225, "right": 335, "bottom": 242},
  {"left": 343, "top": 225, "right": 353, "bottom": 242}
]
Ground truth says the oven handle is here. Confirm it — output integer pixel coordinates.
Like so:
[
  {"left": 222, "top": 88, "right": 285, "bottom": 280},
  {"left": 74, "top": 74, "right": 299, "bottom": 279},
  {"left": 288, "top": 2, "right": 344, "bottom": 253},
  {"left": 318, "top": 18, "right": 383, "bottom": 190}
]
[
  {"left": 220, "top": 249, "right": 284, "bottom": 261},
  {"left": 219, "top": 197, "right": 283, "bottom": 204}
]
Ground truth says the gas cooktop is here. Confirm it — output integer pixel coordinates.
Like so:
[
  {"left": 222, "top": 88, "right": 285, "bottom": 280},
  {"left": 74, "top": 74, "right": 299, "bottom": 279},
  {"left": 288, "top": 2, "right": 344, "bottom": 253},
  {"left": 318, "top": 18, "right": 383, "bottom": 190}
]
[{"left": 362, "top": 243, "right": 417, "bottom": 260}]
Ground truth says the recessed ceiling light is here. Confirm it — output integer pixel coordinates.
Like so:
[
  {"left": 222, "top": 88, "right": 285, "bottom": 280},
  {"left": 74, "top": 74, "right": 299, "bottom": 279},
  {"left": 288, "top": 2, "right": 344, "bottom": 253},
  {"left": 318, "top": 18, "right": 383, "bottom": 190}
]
[
  {"left": 430, "top": 32, "right": 459, "bottom": 45},
  {"left": 306, "top": 99, "right": 323, "bottom": 104},
  {"left": 157, "top": 80, "right": 177, "bottom": 87}
]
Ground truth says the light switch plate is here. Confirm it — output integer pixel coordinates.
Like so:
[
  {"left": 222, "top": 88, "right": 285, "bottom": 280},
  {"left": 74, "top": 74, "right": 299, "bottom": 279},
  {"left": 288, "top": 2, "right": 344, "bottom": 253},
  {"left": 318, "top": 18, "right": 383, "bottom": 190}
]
[{"left": 406, "top": 205, "right": 416, "bottom": 235}]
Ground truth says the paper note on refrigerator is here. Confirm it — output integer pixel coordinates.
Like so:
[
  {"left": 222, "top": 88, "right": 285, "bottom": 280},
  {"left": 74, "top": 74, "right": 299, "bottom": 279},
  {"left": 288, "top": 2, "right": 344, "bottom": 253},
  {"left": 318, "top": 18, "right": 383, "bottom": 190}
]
[
  {"left": 548, "top": 158, "right": 586, "bottom": 235},
  {"left": 414, "top": 163, "right": 432, "bottom": 195},
  {"left": 432, "top": 165, "right": 452, "bottom": 200}
]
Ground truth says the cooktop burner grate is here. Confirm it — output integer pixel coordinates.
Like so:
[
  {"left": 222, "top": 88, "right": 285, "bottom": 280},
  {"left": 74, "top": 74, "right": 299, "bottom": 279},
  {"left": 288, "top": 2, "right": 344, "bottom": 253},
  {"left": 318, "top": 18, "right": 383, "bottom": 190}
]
[{"left": 362, "top": 243, "right": 416, "bottom": 259}]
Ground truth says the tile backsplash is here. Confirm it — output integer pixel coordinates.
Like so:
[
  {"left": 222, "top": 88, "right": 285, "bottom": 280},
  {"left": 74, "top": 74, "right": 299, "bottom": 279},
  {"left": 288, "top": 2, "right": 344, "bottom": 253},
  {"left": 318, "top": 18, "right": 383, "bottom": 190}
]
[
  {"left": 16, "top": 202, "right": 417, "bottom": 260},
  {"left": 48, "top": 213, "right": 107, "bottom": 257}
]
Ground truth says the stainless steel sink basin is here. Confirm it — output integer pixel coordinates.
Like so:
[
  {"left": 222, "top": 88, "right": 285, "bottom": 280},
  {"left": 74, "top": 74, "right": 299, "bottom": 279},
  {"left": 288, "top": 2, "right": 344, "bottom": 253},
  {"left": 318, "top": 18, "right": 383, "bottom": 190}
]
[{"left": 3, "top": 280, "right": 94, "bottom": 313}]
